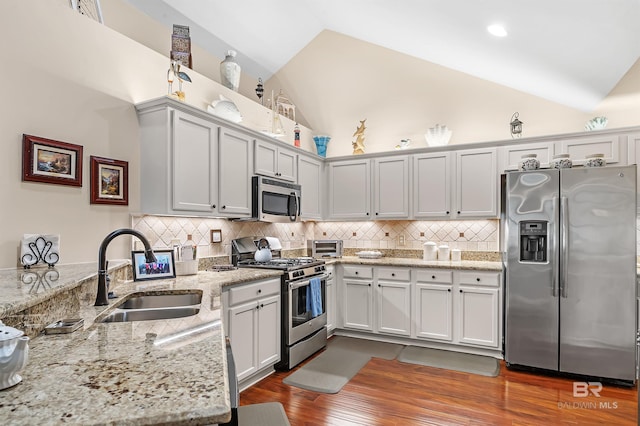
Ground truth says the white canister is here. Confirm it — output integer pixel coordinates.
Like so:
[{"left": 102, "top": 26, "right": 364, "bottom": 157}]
[
  {"left": 437, "top": 245, "right": 450, "bottom": 261},
  {"left": 519, "top": 154, "right": 540, "bottom": 171},
  {"left": 584, "top": 153, "right": 606, "bottom": 167},
  {"left": 451, "top": 249, "right": 462, "bottom": 262},
  {"left": 423, "top": 242, "right": 437, "bottom": 261}
]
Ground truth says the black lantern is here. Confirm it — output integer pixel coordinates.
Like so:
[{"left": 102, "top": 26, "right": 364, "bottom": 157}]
[
  {"left": 510, "top": 112, "right": 523, "bottom": 139},
  {"left": 255, "top": 77, "right": 264, "bottom": 105}
]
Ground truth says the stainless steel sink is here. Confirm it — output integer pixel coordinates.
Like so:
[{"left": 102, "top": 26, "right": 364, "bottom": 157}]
[
  {"left": 100, "top": 307, "right": 201, "bottom": 323},
  {"left": 116, "top": 292, "right": 203, "bottom": 309},
  {"left": 99, "top": 291, "right": 203, "bottom": 323}
]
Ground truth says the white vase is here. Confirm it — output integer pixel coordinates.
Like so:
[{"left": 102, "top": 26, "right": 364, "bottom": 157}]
[{"left": 220, "top": 50, "right": 241, "bottom": 91}]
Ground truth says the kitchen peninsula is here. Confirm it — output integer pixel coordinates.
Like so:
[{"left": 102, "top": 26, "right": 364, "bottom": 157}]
[{"left": 0, "top": 263, "right": 282, "bottom": 425}]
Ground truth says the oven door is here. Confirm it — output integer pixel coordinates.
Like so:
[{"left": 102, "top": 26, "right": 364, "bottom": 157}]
[{"left": 287, "top": 273, "right": 328, "bottom": 345}]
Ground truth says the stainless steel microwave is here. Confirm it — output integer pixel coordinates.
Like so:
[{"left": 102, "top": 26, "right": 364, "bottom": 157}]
[{"left": 251, "top": 176, "right": 301, "bottom": 222}]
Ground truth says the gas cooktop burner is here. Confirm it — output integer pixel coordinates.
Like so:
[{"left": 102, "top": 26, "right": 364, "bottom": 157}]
[{"left": 238, "top": 257, "right": 321, "bottom": 270}]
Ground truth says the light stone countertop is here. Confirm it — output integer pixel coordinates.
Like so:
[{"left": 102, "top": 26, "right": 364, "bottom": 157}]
[
  {"left": 327, "top": 256, "right": 503, "bottom": 271},
  {"left": 0, "top": 265, "right": 283, "bottom": 425}
]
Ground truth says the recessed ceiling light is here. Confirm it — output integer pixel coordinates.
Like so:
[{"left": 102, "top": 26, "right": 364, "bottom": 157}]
[{"left": 487, "top": 24, "right": 507, "bottom": 37}]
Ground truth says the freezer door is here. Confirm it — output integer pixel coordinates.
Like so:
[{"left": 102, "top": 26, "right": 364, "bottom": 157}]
[
  {"left": 505, "top": 170, "right": 560, "bottom": 370},
  {"left": 559, "top": 166, "right": 637, "bottom": 381}
]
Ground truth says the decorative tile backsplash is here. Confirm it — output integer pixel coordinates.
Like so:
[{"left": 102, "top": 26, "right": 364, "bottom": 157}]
[{"left": 131, "top": 215, "right": 500, "bottom": 259}]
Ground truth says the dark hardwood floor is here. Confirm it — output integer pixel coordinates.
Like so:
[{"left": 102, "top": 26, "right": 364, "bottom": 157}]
[{"left": 240, "top": 346, "right": 638, "bottom": 425}]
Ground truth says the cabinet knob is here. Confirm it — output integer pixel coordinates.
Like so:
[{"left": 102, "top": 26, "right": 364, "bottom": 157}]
[
  {"left": 446, "top": 211, "right": 450, "bottom": 215},
  {"left": 355, "top": 271, "right": 358, "bottom": 275},
  {"left": 212, "top": 204, "right": 216, "bottom": 208},
  {"left": 260, "top": 304, "right": 264, "bottom": 308},
  {"left": 222, "top": 205, "right": 226, "bottom": 209},
  {"left": 391, "top": 273, "right": 395, "bottom": 276},
  {"left": 457, "top": 211, "right": 461, "bottom": 214},
  {"left": 257, "top": 289, "right": 262, "bottom": 294},
  {"left": 368, "top": 283, "right": 371, "bottom": 287},
  {"left": 432, "top": 275, "right": 436, "bottom": 279},
  {"left": 447, "top": 288, "right": 451, "bottom": 292},
  {"left": 256, "top": 304, "right": 260, "bottom": 310},
  {"left": 378, "top": 284, "right": 381, "bottom": 287},
  {"left": 366, "top": 212, "right": 370, "bottom": 215},
  {"left": 460, "top": 289, "right": 463, "bottom": 293},
  {"left": 476, "top": 277, "right": 481, "bottom": 282}
]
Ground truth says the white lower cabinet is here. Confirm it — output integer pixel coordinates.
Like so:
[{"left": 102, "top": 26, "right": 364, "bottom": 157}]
[
  {"left": 341, "top": 265, "right": 411, "bottom": 337},
  {"left": 339, "top": 265, "right": 502, "bottom": 353},
  {"left": 342, "top": 265, "right": 374, "bottom": 331},
  {"left": 376, "top": 268, "right": 411, "bottom": 336},
  {"left": 326, "top": 265, "right": 336, "bottom": 333},
  {"left": 414, "top": 270, "right": 453, "bottom": 341},
  {"left": 223, "top": 278, "right": 281, "bottom": 383},
  {"left": 455, "top": 271, "right": 501, "bottom": 348}
]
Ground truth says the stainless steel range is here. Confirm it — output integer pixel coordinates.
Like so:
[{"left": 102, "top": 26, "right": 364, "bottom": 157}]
[{"left": 232, "top": 237, "right": 328, "bottom": 370}]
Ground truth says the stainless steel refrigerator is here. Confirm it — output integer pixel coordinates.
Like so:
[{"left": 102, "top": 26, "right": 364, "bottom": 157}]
[{"left": 504, "top": 165, "right": 637, "bottom": 384}]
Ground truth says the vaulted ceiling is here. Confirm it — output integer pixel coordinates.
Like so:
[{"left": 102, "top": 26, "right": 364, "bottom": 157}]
[{"left": 125, "top": 0, "right": 640, "bottom": 112}]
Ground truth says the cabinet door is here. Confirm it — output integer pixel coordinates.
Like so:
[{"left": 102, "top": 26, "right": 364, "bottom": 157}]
[
  {"left": 413, "top": 152, "right": 451, "bottom": 218},
  {"left": 343, "top": 279, "right": 373, "bottom": 331},
  {"left": 374, "top": 156, "right": 409, "bottom": 219},
  {"left": 298, "top": 155, "right": 322, "bottom": 219},
  {"left": 455, "top": 148, "right": 497, "bottom": 217},
  {"left": 256, "top": 295, "right": 281, "bottom": 369},
  {"left": 415, "top": 283, "right": 453, "bottom": 341},
  {"left": 276, "top": 147, "right": 297, "bottom": 182},
  {"left": 228, "top": 301, "right": 258, "bottom": 381},
  {"left": 626, "top": 132, "right": 640, "bottom": 208},
  {"left": 328, "top": 159, "right": 371, "bottom": 219},
  {"left": 376, "top": 280, "right": 411, "bottom": 336},
  {"left": 172, "top": 111, "right": 218, "bottom": 212},
  {"left": 499, "top": 141, "right": 555, "bottom": 172},
  {"left": 457, "top": 286, "right": 499, "bottom": 347},
  {"left": 559, "top": 134, "right": 621, "bottom": 166},
  {"left": 254, "top": 140, "right": 278, "bottom": 178},
  {"left": 219, "top": 127, "right": 253, "bottom": 216}
]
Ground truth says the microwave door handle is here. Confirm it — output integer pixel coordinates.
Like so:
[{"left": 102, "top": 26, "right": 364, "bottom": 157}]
[{"left": 289, "top": 192, "right": 299, "bottom": 221}]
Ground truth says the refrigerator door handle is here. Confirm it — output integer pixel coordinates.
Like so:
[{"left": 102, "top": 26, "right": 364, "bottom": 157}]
[
  {"left": 551, "top": 196, "right": 559, "bottom": 297},
  {"left": 560, "top": 196, "right": 569, "bottom": 298}
]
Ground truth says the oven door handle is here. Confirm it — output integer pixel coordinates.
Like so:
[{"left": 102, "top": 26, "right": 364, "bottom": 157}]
[{"left": 289, "top": 273, "right": 329, "bottom": 290}]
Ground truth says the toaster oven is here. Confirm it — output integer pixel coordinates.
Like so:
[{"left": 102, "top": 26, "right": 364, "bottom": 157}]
[{"left": 309, "top": 240, "right": 343, "bottom": 258}]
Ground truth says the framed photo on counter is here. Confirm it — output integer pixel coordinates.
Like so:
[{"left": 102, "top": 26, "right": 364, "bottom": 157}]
[{"left": 131, "top": 250, "right": 176, "bottom": 281}]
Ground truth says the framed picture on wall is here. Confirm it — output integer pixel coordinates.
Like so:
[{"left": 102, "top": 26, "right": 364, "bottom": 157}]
[
  {"left": 131, "top": 250, "right": 176, "bottom": 281},
  {"left": 22, "top": 134, "right": 83, "bottom": 187},
  {"left": 90, "top": 156, "right": 128, "bottom": 205}
]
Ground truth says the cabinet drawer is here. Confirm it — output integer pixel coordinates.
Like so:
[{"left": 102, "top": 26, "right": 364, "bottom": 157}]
[
  {"left": 416, "top": 269, "right": 453, "bottom": 284},
  {"left": 378, "top": 268, "right": 410, "bottom": 281},
  {"left": 228, "top": 278, "right": 281, "bottom": 305},
  {"left": 343, "top": 265, "right": 373, "bottom": 279},
  {"left": 457, "top": 271, "right": 500, "bottom": 287}
]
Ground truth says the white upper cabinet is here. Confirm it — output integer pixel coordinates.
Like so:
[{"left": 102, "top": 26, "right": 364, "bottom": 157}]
[
  {"left": 254, "top": 139, "right": 297, "bottom": 182},
  {"left": 454, "top": 147, "right": 498, "bottom": 218},
  {"left": 498, "top": 141, "right": 556, "bottom": 172},
  {"left": 328, "top": 158, "right": 371, "bottom": 219},
  {"left": 558, "top": 134, "right": 622, "bottom": 166},
  {"left": 218, "top": 127, "right": 253, "bottom": 216},
  {"left": 413, "top": 152, "right": 452, "bottom": 218},
  {"left": 373, "top": 156, "right": 410, "bottom": 219},
  {"left": 137, "top": 107, "right": 218, "bottom": 216},
  {"left": 297, "top": 155, "right": 323, "bottom": 219}
]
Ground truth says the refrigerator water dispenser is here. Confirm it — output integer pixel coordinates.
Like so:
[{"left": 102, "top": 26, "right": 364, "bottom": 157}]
[{"left": 519, "top": 221, "right": 547, "bottom": 262}]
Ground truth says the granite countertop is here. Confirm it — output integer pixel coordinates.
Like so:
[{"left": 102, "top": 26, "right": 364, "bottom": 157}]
[
  {"left": 327, "top": 256, "right": 503, "bottom": 271},
  {"left": 0, "top": 265, "right": 283, "bottom": 425}
]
